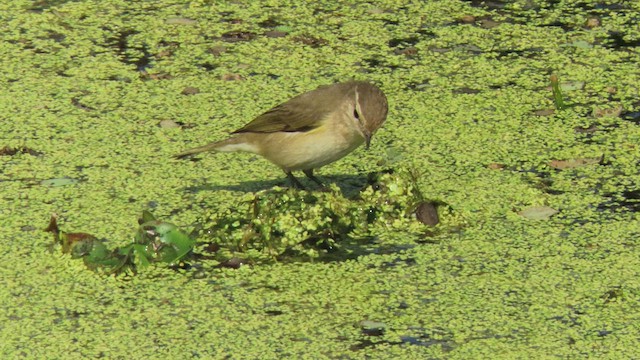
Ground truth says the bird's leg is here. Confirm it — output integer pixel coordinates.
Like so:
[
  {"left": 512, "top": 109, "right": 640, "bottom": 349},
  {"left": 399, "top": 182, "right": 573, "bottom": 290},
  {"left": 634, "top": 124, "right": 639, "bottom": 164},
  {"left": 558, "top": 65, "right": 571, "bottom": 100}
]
[
  {"left": 303, "top": 169, "right": 326, "bottom": 188},
  {"left": 285, "top": 171, "right": 305, "bottom": 189}
]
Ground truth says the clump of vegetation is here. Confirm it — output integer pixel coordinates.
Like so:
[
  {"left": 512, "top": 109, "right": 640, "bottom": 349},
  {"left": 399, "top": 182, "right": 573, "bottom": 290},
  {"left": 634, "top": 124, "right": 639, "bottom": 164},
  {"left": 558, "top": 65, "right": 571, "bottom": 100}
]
[
  {"left": 197, "top": 169, "right": 446, "bottom": 262},
  {"left": 45, "top": 211, "right": 195, "bottom": 275},
  {"left": 46, "top": 169, "right": 453, "bottom": 274}
]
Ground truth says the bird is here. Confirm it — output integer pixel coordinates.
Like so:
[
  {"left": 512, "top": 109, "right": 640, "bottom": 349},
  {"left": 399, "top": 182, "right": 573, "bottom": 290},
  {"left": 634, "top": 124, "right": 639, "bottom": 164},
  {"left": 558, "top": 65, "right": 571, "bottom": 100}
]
[{"left": 175, "top": 80, "right": 388, "bottom": 188}]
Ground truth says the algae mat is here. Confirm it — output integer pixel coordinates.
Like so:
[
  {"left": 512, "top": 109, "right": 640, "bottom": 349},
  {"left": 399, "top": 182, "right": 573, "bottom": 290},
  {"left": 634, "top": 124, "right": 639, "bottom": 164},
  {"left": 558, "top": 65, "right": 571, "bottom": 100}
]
[{"left": 1, "top": 0, "right": 640, "bottom": 358}]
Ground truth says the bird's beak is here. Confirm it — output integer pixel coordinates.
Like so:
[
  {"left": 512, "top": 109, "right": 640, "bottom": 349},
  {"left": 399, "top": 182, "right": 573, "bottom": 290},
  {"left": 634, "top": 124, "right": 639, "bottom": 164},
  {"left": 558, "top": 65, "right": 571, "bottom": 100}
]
[{"left": 365, "top": 133, "right": 372, "bottom": 150}]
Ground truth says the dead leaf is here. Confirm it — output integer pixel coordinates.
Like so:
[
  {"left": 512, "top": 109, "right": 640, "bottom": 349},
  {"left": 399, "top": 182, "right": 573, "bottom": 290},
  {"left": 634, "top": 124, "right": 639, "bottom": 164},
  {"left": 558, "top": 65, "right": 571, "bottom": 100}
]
[
  {"left": 0, "top": 146, "right": 41, "bottom": 156},
  {"left": 533, "top": 109, "right": 555, "bottom": 116},
  {"left": 549, "top": 157, "right": 601, "bottom": 169},
  {"left": 592, "top": 105, "right": 623, "bottom": 118},
  {"left": 208, "top": 45, "right": 227, "bottom": 56},
  {"left": 220, "top": 73, "right": 244, "bottom": 81},
  {"left": 460, "top": 15, "right": 475, "bottom": 24},
  {"left": 165, "top": 17, "right": 197, "bottom": 25},
  {"left": 181, "top": 87, "right": 200, "bottom": 95},
  {"left": 394, "top": 47, "right": 418, "bottom": 56},
  {"left": 478, "top": 18, "right": 500, "bottom": 29},
  {"left": 158, "top": 120, "right": 181, "bottom": 129},
  {"left": 517, "top": 206, "right": 558, "bottom": 220},
  {"left": 264, "top": 30, "right": 287, "bottom": 38},
  {"left": 221, "top": 31, "right": 256, "bottom": 42},
  {"left": 574, "top": 124, "right": 598, "bottom": 134},
  {"left": 585, "top": 17, "right": 600, "bottom": 28},
  {"left": 292, "top": 35, "right": 328, "bottom": 47},
  {"left": 415, "top": 202, "right": 439, "bottom": 226}
]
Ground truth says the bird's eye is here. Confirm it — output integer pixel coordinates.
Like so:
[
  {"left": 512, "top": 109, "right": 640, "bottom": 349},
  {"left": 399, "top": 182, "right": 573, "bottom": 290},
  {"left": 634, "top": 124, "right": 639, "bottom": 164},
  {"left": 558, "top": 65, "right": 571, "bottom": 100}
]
[{"left": 353, "top": 109, "right": 360, "bottom": 120}]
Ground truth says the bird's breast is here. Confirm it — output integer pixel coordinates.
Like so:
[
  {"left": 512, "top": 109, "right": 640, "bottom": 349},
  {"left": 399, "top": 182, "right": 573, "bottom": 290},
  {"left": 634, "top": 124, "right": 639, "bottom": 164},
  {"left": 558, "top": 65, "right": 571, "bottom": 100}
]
[{"left": 257, "top": 121, "right": 365, "bottom": 171}]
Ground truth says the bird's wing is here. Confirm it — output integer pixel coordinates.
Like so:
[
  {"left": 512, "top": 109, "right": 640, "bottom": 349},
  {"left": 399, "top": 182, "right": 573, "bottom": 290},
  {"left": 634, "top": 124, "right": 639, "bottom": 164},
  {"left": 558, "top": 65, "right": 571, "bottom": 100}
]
[
  {"left": 232, "top": 84, "right": 346, "bottom": 134},
  {"left": 232, "top": 106, "right": 317, "bottom": 133}
]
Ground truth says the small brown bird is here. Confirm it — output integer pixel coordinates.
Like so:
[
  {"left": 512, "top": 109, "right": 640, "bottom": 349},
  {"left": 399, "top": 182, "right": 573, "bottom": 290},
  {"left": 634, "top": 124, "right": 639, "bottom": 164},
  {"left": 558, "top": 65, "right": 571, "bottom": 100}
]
[{"left": 175, "top": 81, "right": 388, "bottom": 188}]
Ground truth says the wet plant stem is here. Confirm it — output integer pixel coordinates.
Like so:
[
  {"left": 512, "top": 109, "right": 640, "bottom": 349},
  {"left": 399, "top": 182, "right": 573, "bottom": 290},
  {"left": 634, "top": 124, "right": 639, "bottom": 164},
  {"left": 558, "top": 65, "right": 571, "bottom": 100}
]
[{"left": 550, "top": 74, "right": 566, "bottom": 110}]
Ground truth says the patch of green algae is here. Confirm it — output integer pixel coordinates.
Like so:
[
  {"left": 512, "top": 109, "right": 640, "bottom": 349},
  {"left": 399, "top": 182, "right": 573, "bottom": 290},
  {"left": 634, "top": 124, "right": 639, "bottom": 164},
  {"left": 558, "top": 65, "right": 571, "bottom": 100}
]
[{"left": 1, "top": 0, "right": 640, "bottom": 358}]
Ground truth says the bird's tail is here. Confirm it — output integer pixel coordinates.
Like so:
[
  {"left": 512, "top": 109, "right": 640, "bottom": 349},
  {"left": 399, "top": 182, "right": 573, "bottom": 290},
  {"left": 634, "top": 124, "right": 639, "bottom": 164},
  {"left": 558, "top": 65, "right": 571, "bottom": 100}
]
[
  {"left": 174, "top": 136, "right": 255, "bottom": 159},
  {"left": 174, "top": 140, "right": 226, "bottom": 159}
]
